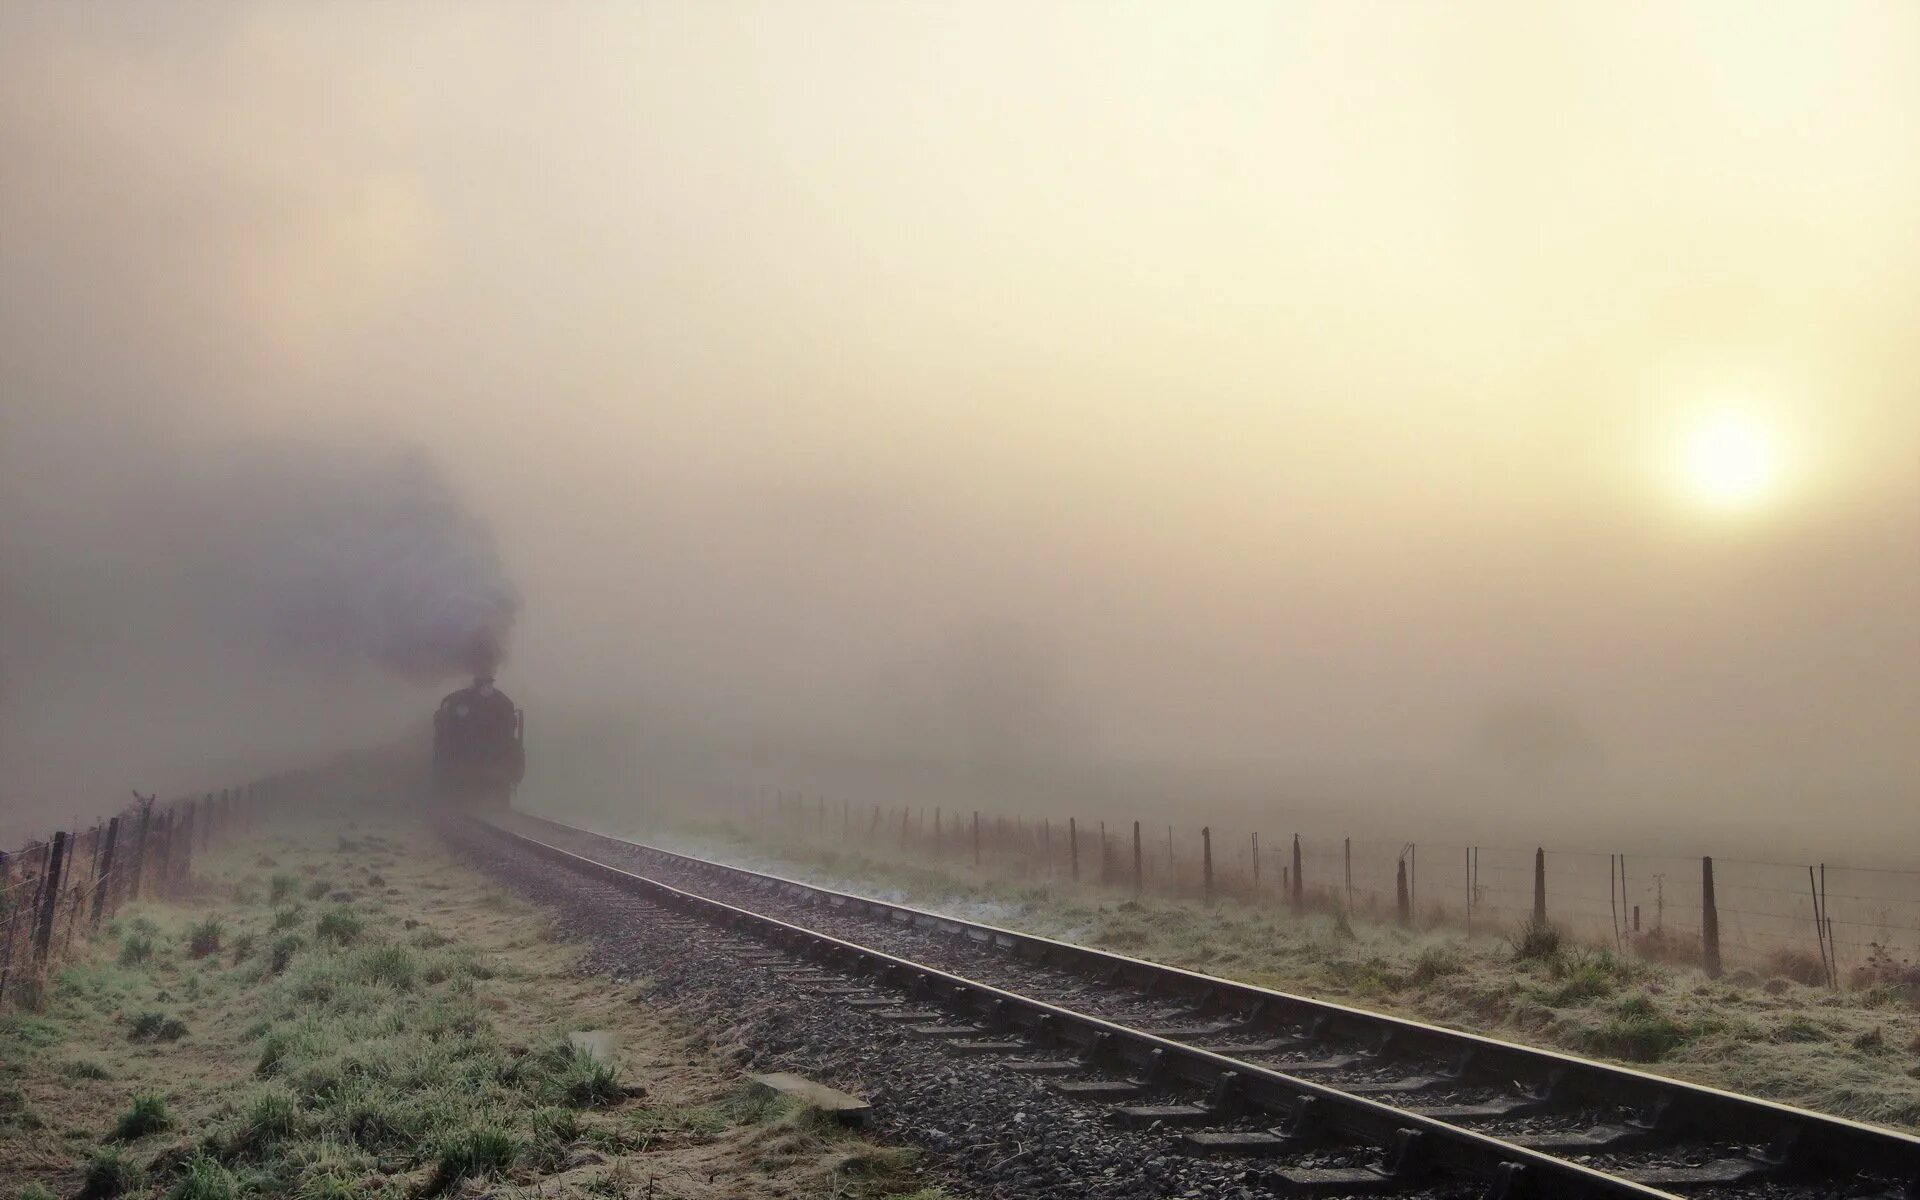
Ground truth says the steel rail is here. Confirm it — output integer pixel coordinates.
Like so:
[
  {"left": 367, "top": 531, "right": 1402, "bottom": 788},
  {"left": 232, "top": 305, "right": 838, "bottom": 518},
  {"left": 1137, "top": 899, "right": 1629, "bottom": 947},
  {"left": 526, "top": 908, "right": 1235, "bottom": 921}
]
[
  {"left": 506, "top": 810, "right": 1920, "bottom": 1192},
  {"left": 473, "top": 815, "right": 1692, "bottom": 1198}
]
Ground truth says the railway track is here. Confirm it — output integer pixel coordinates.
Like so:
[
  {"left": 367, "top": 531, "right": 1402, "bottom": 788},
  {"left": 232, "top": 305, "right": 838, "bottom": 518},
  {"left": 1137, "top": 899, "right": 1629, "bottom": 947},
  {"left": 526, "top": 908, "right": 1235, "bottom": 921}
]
[{"left": 472, "top": 810, "right": 1920, "bottom": 1199}]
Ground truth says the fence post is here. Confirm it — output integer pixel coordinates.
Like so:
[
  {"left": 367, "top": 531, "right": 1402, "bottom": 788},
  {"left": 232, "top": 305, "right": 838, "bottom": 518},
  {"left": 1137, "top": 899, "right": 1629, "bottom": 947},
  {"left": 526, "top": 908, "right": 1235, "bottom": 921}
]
[
  {"left": 1343, "top": 837, "right": 1353, "bottom": 911},
  {"left": 1131, "top": 821, "right": 1143, "bottom": 895},
  {"left": 1201, "top": 826, "right": 1214, "bottom": 904},
  {"left": 1532, "top": 848, "right": 1547, "bottom": 926},
  {"left": 127, "top": 806, "right": 151, "bottom": 898},
  {"left": 175, "top": 806, "right": 196, "bottom": 891},
  {"left": 1395, "top": 857, "right": 1411, "bottom": 927},
  {"left": 1251, "top": 832, "right": 1260, "bottom": 893},
  {"left": 33, "top": 831, "right": 69, "bottom": 962},
  {"left": 1291, "top": 834, "right": 1304, "bottom": 913},
  {"left": 1701, "top": 856, "right": 1722, "bottom": 978},
  {"left": 91, "top": 817, "right": 121, "bottom": 925},
  {"left": 1068, "top": 817, "right": 1079, "bottom": 883}
]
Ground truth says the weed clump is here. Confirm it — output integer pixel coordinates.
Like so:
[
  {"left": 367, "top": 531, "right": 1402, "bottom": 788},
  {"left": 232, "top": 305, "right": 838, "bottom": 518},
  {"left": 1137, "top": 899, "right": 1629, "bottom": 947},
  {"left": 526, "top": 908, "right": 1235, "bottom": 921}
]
[
  {"left": 118, "top": 934, "right": 155, "bottom": 967},
  {"left": 269, "top": 935, "right": 303, "bottom": 974},
  {"left": 352, "top": 945, "right": 416, "bottom": 991},
  {"left": 546, "top": 1044, "right": 623, "bottom": 1109},
  {"left": 1581, "top": 992, "right": 1692, "bottom": 1061},
  {"left": 304, "top": 879, "right": 333, "bottom": 902},
  {"left": 78, "top": 1146, "right": 144, "bottom": 1199},
  {"left": 111, "top": 1092, "right": 170, "bottom": 1140},
  {"left": 128, "top": 1011, "right": 188, "bottom": 1042},
  {"left": 1508, "top": 918, "right": 1562, "bottom": 961},
  {"left": 428, "top": 1127, "right": 516, "bottom": 1193},
  {"left": 1409, "top": 945, "right": 1464, "bottom": 984},
  {"left": 187, "top": 918, "right": 223, "bottom": 959},
  {"left": 314, "top": 908, "right": 361, "bottom": 946},
  {"left": 168, "top": 1151, "right": 238, "bottom": 1200},
  {"left": 229, "top": 1087, "right": 300, "bottom": 1155},
  {"left": 270, "top": 906, "right": 304, "bottom": 932}
]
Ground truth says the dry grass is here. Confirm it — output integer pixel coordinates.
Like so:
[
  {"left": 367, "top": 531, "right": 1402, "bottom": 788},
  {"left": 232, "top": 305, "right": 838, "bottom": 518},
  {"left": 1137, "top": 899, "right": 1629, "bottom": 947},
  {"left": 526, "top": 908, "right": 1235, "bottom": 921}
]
[{"left": 0, "top": 811, "right": 957, "bottom": 1200}]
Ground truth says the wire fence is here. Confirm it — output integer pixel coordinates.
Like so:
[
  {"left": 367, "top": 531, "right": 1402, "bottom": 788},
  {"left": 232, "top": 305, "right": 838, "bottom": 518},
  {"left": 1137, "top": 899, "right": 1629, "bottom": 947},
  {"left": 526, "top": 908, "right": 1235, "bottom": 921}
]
[
  {"left": 727, "top": 792, "right": 1920, "bottom": 990},
  {"left": 0, "top": 774, "right": 301, "bottom": 1008}
]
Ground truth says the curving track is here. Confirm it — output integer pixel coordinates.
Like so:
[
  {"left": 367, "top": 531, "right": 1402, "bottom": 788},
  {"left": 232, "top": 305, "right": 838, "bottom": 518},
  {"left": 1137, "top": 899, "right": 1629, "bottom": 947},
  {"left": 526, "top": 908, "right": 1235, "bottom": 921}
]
[{"left": 473, "top": 810, "right": 1920, "bottom": 1200}]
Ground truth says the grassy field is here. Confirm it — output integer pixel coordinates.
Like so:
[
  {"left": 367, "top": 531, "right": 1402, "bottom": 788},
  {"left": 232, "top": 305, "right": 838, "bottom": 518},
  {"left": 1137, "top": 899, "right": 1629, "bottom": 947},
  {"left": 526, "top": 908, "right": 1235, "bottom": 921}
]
[
  {"left": 559, "top": 807, "right": 1920, "bottom": 1131},
  {"left": 0, "top": 815, "right": 953, "bottom": 1200}
]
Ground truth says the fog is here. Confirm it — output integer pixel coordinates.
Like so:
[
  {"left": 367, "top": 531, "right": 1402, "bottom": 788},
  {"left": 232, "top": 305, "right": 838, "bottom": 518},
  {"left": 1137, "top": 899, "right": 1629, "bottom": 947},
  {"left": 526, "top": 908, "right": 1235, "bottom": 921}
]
[{"left": 4, "top": 4, "right": 1917, "bottom": 856}]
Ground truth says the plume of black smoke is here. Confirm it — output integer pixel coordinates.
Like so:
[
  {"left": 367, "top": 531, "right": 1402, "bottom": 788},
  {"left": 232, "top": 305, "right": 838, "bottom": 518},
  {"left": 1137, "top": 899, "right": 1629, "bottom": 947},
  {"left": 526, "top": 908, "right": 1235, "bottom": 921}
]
[{"left": 212, "top": 446, "right": 520, "bottom": 682}]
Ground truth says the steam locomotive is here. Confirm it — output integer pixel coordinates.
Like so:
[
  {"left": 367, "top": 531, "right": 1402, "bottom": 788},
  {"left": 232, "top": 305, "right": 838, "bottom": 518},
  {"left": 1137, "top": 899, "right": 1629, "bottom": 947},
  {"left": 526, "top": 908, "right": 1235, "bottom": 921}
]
[{"left": 431, "top": 674, "right": 524, "bottom": 810}]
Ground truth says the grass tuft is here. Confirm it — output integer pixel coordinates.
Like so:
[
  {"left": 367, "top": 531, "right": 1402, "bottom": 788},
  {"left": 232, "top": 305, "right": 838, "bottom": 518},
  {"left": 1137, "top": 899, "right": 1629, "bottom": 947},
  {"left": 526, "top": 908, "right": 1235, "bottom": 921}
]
[
  {"left": 79, "top": 1145, "right": 145, "bottom": 1199},
  {"left": 187, "top": 918, "right": 223, "bottom": 959},
  {"left": 1508, "top": 918, "right": 1562, "bottom": 961},
  {"left": 167, "top": 1151, "right": 238, "bottom": 1200},
  {"left": 128, "top": 1011, "right": 188, "bottom": 1042},
  {"left": 111, "top": 1092, "right": 170, "bottom": 1140},
  {"left": 118, "top": 934, "right": 155, "bottom": 967},
  {"left": 427, "top": 1127, "right": 517, "bottom": 1194},
  {"left": 314, "top": 908, "right": 362, "bottom": 946}
]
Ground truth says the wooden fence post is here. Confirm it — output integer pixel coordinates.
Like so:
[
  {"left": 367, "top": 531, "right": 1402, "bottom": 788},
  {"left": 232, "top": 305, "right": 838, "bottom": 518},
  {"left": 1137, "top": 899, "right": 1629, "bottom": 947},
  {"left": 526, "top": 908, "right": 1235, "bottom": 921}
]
[
  {"left": 1343, "top": 838, "right": 1353, "bottom": 911},
  {"left": 91, "top": 817, "right": 121, "bottom": 924},
  {"left": 1395, "top": 857, "right": 1410, "bottom": 927},
  {"left": 1250, "top": 832, "right": 1260, "bottom": 893},
  {"left": 1701, "top": 856, "right": 1722, "bottom": 978},
  {"left": 1131, "top": 821, "right": 1142, "bottom": 895},
  {"left": 1532, "top": 847, "right": 1547, "bottom": 926},
  {"left": 1201, "top": 826, "right": 1214, "bottom": 904},
  {"left": 175, "top": 806, "right": 196, "bottom": 892},
  {"left": 32, "top": 831, "right": 69, "bottom": 962},
  {"left": 1068, "top": 817, "right": 1079, "bottom": 883},
  {"left": 1291, "top": 834, "right": 1304, "bottom": 912}
]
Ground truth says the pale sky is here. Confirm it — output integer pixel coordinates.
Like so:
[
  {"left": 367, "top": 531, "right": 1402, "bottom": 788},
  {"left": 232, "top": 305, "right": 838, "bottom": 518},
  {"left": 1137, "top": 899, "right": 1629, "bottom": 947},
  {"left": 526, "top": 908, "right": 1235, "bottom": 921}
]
[{"left": 3, "top": 3, "right": 1917, "bottom": 845}]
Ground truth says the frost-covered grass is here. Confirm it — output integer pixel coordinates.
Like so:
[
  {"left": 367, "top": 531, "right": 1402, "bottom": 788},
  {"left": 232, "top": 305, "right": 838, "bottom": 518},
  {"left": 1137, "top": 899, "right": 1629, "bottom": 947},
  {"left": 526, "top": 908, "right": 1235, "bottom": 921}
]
[
  {"left": 563, "top": 806, "right": 1920, "bottom": 1131},
  {"left": 2, "top": 814, "right": 952, "bottom": 1200}
]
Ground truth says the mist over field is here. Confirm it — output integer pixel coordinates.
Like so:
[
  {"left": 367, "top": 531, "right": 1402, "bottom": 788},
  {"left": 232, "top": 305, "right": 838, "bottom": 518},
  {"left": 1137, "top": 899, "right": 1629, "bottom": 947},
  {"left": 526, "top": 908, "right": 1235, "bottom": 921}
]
[{"left": 3, "top": 4, "right": 1917, "bottom": 859}]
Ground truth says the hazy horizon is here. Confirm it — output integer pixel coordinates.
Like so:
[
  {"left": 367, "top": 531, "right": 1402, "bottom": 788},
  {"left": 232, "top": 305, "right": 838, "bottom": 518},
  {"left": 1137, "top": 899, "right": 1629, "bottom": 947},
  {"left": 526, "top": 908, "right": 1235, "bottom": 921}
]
[{"left": 4, "top": 4, "right": 1916, "bottom": 857}]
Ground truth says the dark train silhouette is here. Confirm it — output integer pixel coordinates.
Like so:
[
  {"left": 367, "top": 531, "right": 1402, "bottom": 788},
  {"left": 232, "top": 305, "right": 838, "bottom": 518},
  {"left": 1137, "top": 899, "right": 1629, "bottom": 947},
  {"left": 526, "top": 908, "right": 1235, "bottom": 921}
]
[{"left": 431, "top": 674, "right": 524, "bottom": 809}]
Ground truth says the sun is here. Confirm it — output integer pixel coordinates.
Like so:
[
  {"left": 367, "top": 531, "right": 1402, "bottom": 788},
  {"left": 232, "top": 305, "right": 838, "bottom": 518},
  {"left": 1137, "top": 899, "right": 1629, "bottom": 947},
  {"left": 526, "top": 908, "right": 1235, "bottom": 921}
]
[{"left": 1676, "top": 408, "right": 1785, "bottom": 513}]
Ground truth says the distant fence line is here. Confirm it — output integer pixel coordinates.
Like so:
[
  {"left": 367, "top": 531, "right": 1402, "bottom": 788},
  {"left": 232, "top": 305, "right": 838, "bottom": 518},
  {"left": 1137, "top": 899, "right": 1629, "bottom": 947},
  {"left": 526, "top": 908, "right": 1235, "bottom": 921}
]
[
  {"left": 0, "top": 775, "right": 302, "bottom": 1008},
  {"left": 736, "top": 792, "right": 1919, "bottom": 988}
]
